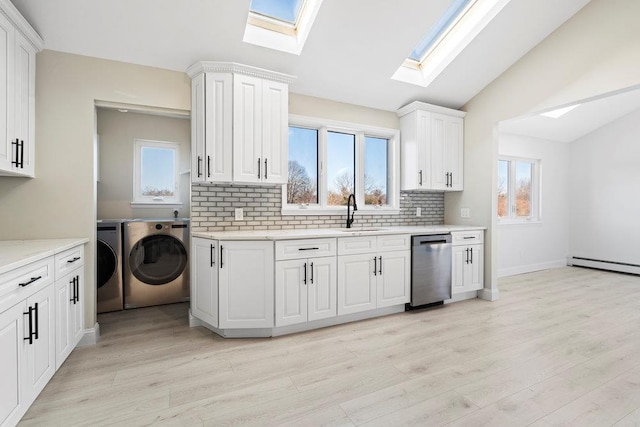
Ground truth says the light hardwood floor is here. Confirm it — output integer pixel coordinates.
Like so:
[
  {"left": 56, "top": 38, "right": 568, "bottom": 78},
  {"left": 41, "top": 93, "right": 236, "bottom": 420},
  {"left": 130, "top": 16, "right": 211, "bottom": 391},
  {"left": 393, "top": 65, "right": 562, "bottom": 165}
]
[{"left": 19, "top": 266, "right": 640, "bottom": 426}]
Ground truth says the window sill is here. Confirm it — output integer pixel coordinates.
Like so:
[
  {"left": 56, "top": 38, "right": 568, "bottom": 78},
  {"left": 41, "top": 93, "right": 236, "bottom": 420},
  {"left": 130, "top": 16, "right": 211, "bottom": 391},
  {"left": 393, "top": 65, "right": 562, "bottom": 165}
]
[
  {"left": 498, "top": 219, "right": 543, "bottom": 226},
  {"left": 131, "top": 202, "right": 183, "bottom": 208},
  {"left": 282, "top": 207, "right": 400, "bottom": 216}
]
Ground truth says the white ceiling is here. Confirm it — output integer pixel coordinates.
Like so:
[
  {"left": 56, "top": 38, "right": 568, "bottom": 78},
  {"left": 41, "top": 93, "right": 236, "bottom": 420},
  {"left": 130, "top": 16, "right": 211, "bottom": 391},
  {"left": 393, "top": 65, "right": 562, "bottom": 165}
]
[
  {"left": 499, "top": 86, "right": 640, "bottom": 142},
  {"left": 11, "top": 0, "right": 590, "bottom": 112}
]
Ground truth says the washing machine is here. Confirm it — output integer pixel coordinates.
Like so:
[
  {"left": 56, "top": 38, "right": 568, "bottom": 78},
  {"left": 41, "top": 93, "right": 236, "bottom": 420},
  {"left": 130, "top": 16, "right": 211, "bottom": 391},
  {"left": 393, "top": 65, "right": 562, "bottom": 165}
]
[
  {"left": 97, "top": 220, "right": 124, "bottom": 313},
  {"left": 123, "top": 219, "right": 190, "bottom": 309}
]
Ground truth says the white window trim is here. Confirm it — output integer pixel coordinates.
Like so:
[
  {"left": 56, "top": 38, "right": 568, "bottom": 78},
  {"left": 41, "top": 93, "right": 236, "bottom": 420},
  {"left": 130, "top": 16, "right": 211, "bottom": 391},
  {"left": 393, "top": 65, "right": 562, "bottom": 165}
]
[
  {"left": 497, "top": 155, "right": 542, "bottom": 224},
  {"left": 132, "top": 139, "right": 181, "bottom": 206},
  {"left": 282, "top": 115, "right": 400, "bottom": 216}
]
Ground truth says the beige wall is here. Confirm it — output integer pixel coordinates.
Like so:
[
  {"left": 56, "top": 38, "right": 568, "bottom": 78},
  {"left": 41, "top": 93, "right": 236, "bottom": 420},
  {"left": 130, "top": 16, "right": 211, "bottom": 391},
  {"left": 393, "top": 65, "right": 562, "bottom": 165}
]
[
  {"left": 446, "top": 0, "right": 640, "bottom": 298},
  {"left": 96, "top": 108, "right": 190, "bottom": 220},
  {"left": 0, "top": 50, "right": 190, "bottom": 328},
  {"left": 290, "top": 92, "right": 399, "bottom": 129}
]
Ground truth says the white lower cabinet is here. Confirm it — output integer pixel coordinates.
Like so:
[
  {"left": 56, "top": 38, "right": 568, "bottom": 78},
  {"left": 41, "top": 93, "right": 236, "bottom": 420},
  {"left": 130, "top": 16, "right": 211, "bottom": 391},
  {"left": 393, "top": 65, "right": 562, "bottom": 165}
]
[
  {"left": 451, "top": 231, "right": 484, "bottom": 295},
  {"left": 0, "top": 283, "right": 56, "bottom": 426},
  {"left": 0, "top": 302, "right": 26, "bottom": 426},
  {"left": 337, "top": 235, "right": 411, "bottom": 315},
  {"left": 377, "top": 250, "right": 411, "bottom": 308},
  {"left": 54, "top": 269, "right": 83, "bottom": 369},
  {"left": 337, "top": 253, "right": 377, "bottom": 315},
  {"left": 275, "top": 256, "right": 337, "bottom": 327},
  {"left": 191, "top": 238, "right": 219, "bottom": 328},
  {"left": 218, "top": 241, "right": 274, "bottom": 329}
]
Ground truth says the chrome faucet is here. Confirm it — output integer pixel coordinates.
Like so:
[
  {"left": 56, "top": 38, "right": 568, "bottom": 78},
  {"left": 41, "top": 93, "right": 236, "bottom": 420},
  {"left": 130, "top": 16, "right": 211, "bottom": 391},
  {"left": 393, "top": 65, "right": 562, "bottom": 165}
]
[{"left": 346, "top": 194, "right": 357, "bottom": 228}]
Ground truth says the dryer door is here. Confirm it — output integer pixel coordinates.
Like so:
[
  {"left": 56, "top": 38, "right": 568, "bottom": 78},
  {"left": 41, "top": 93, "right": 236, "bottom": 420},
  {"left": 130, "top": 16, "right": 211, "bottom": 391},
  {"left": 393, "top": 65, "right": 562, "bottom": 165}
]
[{"left": 128, "top": 235, "right": 188, "bottom": 285}]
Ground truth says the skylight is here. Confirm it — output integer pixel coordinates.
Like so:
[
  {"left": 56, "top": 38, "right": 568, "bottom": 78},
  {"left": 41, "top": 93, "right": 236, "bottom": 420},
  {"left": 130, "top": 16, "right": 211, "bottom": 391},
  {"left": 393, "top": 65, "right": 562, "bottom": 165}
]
[
  {"left": 244, "top": 0, "right": 323, "bottom": 55},
  {"left": 392, "top": 0, "right": 511, "bottom": 87},
  {"left": 407, "top": 0, "right": 476, "bottom": 63},
  {"left": 250, "top": 0, "right": 304, "bottom": 25},
  {"left": 540, "top": 104, "right": 580, "bottom": 119}
]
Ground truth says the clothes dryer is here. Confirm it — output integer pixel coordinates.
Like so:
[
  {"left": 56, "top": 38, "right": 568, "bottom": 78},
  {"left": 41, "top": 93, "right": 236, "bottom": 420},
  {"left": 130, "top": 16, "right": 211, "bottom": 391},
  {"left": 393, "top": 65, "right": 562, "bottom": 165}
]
[{"left": 123, "top": 219, "right": 190, "bottom": 309}]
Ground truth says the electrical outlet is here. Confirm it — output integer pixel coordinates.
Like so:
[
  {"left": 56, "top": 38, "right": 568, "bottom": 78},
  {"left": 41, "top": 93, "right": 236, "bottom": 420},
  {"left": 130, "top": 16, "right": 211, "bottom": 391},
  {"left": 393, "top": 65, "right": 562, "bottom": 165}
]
[
  {"left": 234, "top": 208, "right": 244, "bottom": 221},
  {"left": 416, "top": 207, "right": 422, "bottom": 217},
  {"left": 460, "top": 208, "right": 470, "bottom": 218}
]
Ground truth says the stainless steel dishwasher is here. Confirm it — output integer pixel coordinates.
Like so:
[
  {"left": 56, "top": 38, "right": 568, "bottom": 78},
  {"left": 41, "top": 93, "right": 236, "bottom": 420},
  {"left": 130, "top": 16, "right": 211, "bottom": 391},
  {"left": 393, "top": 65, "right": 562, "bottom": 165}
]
[{"left": 407, "top": 234, "right": 452, "bottom": 309}]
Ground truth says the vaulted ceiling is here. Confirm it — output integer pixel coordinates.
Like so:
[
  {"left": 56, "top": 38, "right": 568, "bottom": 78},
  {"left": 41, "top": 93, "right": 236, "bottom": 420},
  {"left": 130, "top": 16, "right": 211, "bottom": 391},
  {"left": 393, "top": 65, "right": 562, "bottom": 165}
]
[{"left": 11, "top": 0, "right": 591, "bottom": 111}]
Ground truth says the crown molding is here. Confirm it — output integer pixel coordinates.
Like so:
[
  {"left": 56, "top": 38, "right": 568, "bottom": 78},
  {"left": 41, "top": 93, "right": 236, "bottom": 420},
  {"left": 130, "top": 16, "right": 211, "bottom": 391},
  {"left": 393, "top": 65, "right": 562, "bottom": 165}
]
[
  {"left": 397, "top": 101, "right": 466, "bottom": 118},
  {"left": 0, "top": 0, "right": 44, "bottom": 52},
  {"left": 187, "top": 61, "right": 296, "bottom": 84}
]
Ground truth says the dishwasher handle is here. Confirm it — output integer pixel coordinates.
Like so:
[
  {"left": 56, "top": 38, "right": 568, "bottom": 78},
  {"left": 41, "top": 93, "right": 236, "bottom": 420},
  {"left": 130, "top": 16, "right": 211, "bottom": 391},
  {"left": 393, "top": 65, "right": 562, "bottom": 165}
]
[{"left": 412, "top": 234, "right": 451, "bottom": 246}]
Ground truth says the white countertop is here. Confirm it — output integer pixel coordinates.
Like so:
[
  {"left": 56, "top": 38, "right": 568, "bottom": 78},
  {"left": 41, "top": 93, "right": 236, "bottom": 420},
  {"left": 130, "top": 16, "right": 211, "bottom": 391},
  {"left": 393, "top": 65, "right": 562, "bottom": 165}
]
[
  {"left": 0, "top": 238, "right": 89, "bottom": 275},
  {"left": 192, "top": 225, "right": 485, "bottom": 241}
]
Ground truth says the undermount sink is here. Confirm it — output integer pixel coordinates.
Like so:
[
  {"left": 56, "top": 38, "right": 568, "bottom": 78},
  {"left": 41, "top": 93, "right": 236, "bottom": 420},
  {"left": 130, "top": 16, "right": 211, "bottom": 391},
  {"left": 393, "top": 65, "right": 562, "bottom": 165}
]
[{"left": 338, "top": 227, "right": 384, "bottom": 232}]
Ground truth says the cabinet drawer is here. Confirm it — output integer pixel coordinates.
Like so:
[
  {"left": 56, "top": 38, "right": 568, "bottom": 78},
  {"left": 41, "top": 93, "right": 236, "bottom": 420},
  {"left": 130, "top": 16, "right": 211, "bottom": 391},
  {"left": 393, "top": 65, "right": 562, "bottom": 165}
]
[
  {"left": 55, "top": 245, "right": 85, "bottom": 278},
  {"left": 275, "top": 238, "right": 336, "bottom": 260},
  {"left": 377, "top": 235, "right": 410, "bottom": 252},
  {"left": 0, "top": 257, "right": 54, "bottom": 305},
  {"left": 451, "top": 230, "right": 484, "bottom": 245},
  {"left": 338, "top": 236, "right": 377, "bottom": 255}
]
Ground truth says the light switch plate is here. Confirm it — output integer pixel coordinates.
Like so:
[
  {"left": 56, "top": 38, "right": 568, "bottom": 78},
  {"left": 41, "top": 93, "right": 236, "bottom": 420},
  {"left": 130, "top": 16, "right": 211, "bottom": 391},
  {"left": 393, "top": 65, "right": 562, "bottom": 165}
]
[
  {"left": 234, "top": 208, "right": 244, "bottom": 221},
  {"left": 461, "top": 208, "right": 470, "bottom": 218},
  {"left": 416, "top": 207, "right": 422, "bottom": 217}
]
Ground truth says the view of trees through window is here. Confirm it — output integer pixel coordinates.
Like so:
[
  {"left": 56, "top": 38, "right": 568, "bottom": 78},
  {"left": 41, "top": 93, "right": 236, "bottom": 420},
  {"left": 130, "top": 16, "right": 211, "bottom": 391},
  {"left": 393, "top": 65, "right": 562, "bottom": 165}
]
[
  {"left": 140, "top": 145, "right": 176, "bottom": 197},
  {"left": 287, "top": 126, "right": 390, "bottom": 207},
  {"left": 287, "top": 127, "right": 317, "bottom": 204},
  {"left": 498, "top": 158, "right": 535, "bottom": 219}
]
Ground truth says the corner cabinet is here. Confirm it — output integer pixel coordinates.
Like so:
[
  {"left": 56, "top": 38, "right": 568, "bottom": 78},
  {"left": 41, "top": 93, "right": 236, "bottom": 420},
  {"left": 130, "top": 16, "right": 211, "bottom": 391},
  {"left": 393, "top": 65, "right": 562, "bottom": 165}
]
[
  {"left": 187, "top": 62, "right": 294, "bottom": 185},
  {"left": 0, "top": 1, "right": 42, "bottom": 178},
  {"left": 191, "top": 237, "right": 274, "bottom": 330},
  {"left": 451, "top": 231, "right": 484, "bottom": 295},
  {"left": 397, "top": 101, "right": 465, "bottom": 191}
]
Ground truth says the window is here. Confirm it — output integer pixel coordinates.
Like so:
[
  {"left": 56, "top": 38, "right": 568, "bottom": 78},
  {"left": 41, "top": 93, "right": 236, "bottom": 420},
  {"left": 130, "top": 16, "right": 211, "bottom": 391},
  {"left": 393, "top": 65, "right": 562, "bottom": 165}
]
[
  {"left": 392, "top": 0, "right": 510, "bottom": 87},
  {"left": 284, "top": 116, "right": 399, "bottom": 214},
  {"left": 497, "top": 156, "right": 540, "bottom": 222},
  {"left": 133, "top": 139, "right": 180, "bottom": 204}
]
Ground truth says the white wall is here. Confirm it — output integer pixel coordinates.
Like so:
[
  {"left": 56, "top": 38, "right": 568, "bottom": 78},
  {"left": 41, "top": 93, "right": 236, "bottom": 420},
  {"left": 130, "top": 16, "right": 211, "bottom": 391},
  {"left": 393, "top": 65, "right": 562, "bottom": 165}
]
[
  {"left": 497, "top": 133, "right": 570, "bottom": 277},
  {"left": 446, "top": 0, "right": 640, "bottom": 299},
  {"left": 569, "top": 108, "right": 640, "bottom": 265},
  {"left": 96, "top": 108, "right": 191, "bottom": 220}
]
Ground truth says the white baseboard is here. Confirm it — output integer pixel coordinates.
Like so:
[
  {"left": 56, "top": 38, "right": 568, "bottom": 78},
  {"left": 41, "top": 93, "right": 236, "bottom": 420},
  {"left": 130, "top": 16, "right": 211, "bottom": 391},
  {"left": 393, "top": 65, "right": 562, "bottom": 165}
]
[
  {"left": 444, "top": 290, "right": 478, "bottom": 304},
  {"left": 570, "top": 257, "right": 640, "bottom": 275},
  {"left": 478, "top": 287, "right": 499, "bottom": 301},
  {"left": 78, "top": 322, "right": 100, "bottom": 346},
  {"left": 498, "top": 259, "right": 567, "bottom": 278}
]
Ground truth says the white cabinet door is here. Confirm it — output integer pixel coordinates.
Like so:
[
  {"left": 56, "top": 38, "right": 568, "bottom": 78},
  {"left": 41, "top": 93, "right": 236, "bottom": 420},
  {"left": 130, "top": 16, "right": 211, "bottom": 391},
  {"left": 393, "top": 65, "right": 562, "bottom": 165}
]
[
  {"left": 466, "top": 244, "right": 483, "bottom": 292},
  {"left": 432, "top": 113, "right": 463, "bottom": 191},
  {"left": 308, "top": 256, "right": 337, "bottom": 322},
  {"left": 12, "top": 30, "right": 35, "bottom": 177},
  {"left": 205, "top": 73, "right": 232, "bottom": 182},
  {"left": 54, "top": 276, "right": 71, "bottom": 368},
  {"left": 233, "top": 74, "right": 263, "bottom": 184},
  {"left": 377, "top": 250, "right": 410, "bottom": 308},
  {"left": 0, "top": 302, "right": 24, "bottom": 427},
  {"left": 452, "top": 244, "right": 484, "bottom": 295},
  {"left": 337, "top": 253, "right": 376, "bottom": 315},
  {"left": 191, "top": 237, "right": 219, "bottom": 328},
  {"left": 261, "top": 79, "right": 288, "bottom": 184},
  {"left": 275, "top": 259, "right": 307, "bottom": 327},
  {"left": 23, "top": 284, "right": 55, "bottom": 404},
  {"left": 0, "top": 12, "right": 14, "bottom": 173},
  {"left": 70, "top": 270, "right": 83, "bottom": 349},
  {"left": 191, "top": 73, "right": 206, "bottom": 183},
  {"left": 219, "top": 241, "right": 274, "bottom": 328}
]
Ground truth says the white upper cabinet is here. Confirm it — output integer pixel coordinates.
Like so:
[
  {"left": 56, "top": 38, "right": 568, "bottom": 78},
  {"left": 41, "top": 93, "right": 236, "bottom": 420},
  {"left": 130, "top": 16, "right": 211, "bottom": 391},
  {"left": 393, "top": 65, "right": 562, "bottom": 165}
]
[
  {"left": 188, "top": 62, "right": 294, "bottom": 185},
  {"left": 397, "top": 101, "right": 465, "bottom": 191},
  {"left": 0, "top": 1, "right": 42, "bottom": 178}
]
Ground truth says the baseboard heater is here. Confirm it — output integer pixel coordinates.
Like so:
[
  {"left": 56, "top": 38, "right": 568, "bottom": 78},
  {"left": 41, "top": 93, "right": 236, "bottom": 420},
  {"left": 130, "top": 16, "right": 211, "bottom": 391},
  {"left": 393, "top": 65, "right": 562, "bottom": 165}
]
[{"left": 569, "top": 256, "right": 640, "bottom": 275}]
